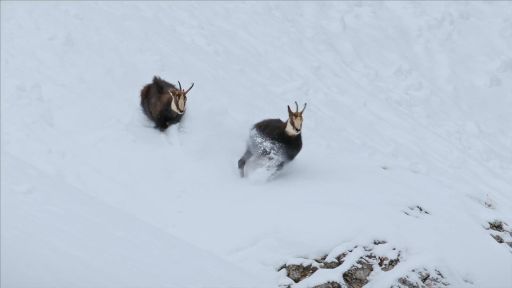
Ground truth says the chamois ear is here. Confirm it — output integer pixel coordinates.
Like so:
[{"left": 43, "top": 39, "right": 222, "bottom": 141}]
[
  {"left": 287, "top": 105, "right": 293, "bottom": 116},
  {"left": 168, "top": 89, "right": 176, "bottom": 100}
]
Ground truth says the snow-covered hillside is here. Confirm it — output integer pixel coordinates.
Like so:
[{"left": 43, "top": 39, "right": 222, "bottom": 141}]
[{"left": 2, "top": 2, "right": 511, "bottom": 287}]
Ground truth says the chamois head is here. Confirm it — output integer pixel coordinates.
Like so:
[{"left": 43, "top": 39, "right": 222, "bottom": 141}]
[
  {"left": 285, "top": 101, "right": 307, "bottom": 136},
  {"left": 169, "top": 81, "right": 194, "bottom": 114}
]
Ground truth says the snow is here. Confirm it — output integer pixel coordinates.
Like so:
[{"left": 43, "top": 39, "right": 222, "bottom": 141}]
[{"left": 2, "top": 2, "right": 512, "bottom": 287}]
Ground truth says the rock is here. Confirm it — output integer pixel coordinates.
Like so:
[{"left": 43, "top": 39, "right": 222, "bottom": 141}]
[
  {"left": 320, "top": 252, "right": 347, "bottom": 269},
  {"left": 313, "top": 281, "right": 342, "bottom": 288},
  {"left": 424, "top": 270, "right": 449, "bottom": 287},
  {"left": 378, "top": 256, "right": 400, "bottom": 271},
  {"left": 491, "top": 234, "right": 504, "bottom": 243},
  {"left": 321, "top": 260, "right": 342, "bottom": 269},
  {"left": 342, "top": 259, "right": 373, "bottom": 288},
  {"left": 489, "top": 220, "right": 505, "bottom": 232},
  {"left": 397, "top": 276, "right": 421, "bottom": 288},
  {"left": 395, "top": 269, "right": 448, "bottom": 288},
  {"left": 283, "top": 264, "right": 318, "bottom": 283}
]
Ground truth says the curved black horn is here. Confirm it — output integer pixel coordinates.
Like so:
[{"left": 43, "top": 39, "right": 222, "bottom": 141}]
[
  {"left": 301, "top": 102, "right": 307, "bottom": 114},
  {"left": 185, "top": 83, "right": 194, "bottom": 94},
  {"left": 178, "top": 81, "right": 182, "bottom": 91},
  {"left": 294, "top": 101, "right": 299, "bottom": 112}
]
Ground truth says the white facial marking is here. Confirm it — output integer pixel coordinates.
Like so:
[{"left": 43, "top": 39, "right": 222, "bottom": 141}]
[
  {"left": 171, "top": 97, "right": 184, "bottom": 114},
  {"left": 178, "top": 97, "right": 185, "bottom": 111},
  {"left": 285, "top": 119, "right": 301, "bottom": 136},
  {"left": 294, "top": 117, "right": 303, "bottom": 130}
]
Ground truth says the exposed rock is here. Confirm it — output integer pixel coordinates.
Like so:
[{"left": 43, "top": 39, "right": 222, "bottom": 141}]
[
  {"left": 315, "top": 254, "right": 328, "bottom": 263},
  {"left": 397, "top": 276, "right": 421, "bottom": 288},
  {"left": 491, "top": 234, "right": 504, "bottom": 243},
  {"left": 282, "top": 264, "right": 318, "bottom": 283},
  {"left": 336, "top": 252, "right": 348, "bottom": 263},
  {"left": 489, "top": 220, "right": 505, "bottom": 232},
  {"left": 378, "top": 255, "right": 400, "bottom": 271},
  {"left": 321, "top": 260, "right": 342, "bottom": 269},
  {"left": 420, "top": 269, "right": 449, "bottom": 287},
  {"left": 342, "top": 259, "right": 373, "bottom": 288},
  {"left": 313, "top": 281, "right": 342, "bottom": 288},
  {"left": 315, "top": 252, "right": 346, "bottom": 269},
  {"left": 395, "top": 269, "right": 449, "bottom": 288}
]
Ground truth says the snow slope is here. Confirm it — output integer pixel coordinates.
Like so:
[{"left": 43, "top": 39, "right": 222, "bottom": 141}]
[{"left": 2, "top": 2, "right": 512, "bottom": 287}]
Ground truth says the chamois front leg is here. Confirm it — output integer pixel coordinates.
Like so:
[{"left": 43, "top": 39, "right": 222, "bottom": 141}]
[
  {"left": 276, "top": 161, "right": 285, "bottom": 171},
  {"left": 154, "top": 116, "right": 170, "bottom": 132},
  {"left": 238, "top": 149, "right": 253, "bottom": 177},
  {"left": 267, "top": 161, "right": 286, "bottom": 180}
]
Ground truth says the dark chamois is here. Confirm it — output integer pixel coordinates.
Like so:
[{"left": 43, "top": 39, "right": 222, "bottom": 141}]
[
  {"left": 238, "top": 102, "right": 307, "bottom": 177},
  {"left": 140, "top": 76, "right": 194, "bottom": 131}
]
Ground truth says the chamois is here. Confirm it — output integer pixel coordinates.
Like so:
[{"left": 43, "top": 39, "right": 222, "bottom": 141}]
[
  {"left": 238, "top": 102, "right": 307, "bottom": 177},
  {"left": 140, "top": 76, "right": 194, "bottom": 131}
]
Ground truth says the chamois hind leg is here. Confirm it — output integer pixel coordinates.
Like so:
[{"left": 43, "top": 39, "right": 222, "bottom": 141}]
[{"left": 238, "top": 149, "right": 253, "bottom": 177}]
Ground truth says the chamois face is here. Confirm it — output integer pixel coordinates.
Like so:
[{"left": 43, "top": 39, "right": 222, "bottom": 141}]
[
  {"left": 286, "top": 102, "right": 307, "bottom": 136},
  {"left": 170, "top": 91, "right": 187, "bottom": 114},
  {"left": 169, "top": 81, "right": 194, "bottom": 115}
]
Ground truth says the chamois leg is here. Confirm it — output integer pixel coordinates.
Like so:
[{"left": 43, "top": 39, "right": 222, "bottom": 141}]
[
  {"left": 155, "top": 122, "right": 168, "bottom": 132},
  {"left": 238, "top": 149, "right": 253, "bottom": 177},
  {"left": 276, "top": 161, "right": 285, "bottom": 171},
  {"left": 154, "top": 116, "right": 170, "bottom": 132},
  {"left": 267, "top": 161, "right": 286, "bottom": 180}
]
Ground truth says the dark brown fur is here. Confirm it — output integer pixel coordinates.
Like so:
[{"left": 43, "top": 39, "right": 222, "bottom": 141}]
[
  {"left": 238, "top": 119, "right": 303, "bottom": 177},
  {"left": 140, "top": 76, "right": 183, "bottom": 131},
  {"left": 238, "top": 102, "right": 306, "bottom": 177}
]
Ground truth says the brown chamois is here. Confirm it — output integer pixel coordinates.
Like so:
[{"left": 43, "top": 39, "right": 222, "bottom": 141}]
[
  {"left": 140, "top": 76, "right": 194, "bottom": 131},
  {"left": 238, "top": 102, "right": 307, "bottom": 177}
]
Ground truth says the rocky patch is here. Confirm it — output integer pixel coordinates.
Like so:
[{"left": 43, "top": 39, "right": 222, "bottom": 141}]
[
  {"left": 281, "top": 263, "right": 319, "bottom": 283},
  {"left": 486, "top": 220, "right": 512, "bottom": 249},
  {"left": 393, "top": 268, "right": 449, "bottom": 288},
  {"left": 342, "top": 258, "right": 373, "bottom": 288},
  {"left": 278, "top": 241, "right": 403, "bottom": 288},
  {"left": 313, "top": 282, "right": 342, "bottom": 288},
  {"left": 278, "top": 240, "right": 452, "bottom": 288}
]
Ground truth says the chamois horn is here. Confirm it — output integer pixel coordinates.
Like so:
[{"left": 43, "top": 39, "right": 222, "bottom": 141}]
[
  {"left": 300, "top": 102, "right": 307, "bottom": 114},
  {"left": 185, "top": 83, "right": 194, "bottom": 94}
]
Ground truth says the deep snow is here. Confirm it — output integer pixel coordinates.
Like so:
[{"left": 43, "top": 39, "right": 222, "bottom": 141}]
[{"left": 2, "top": 2, "right": 512, "bottom": 287}]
